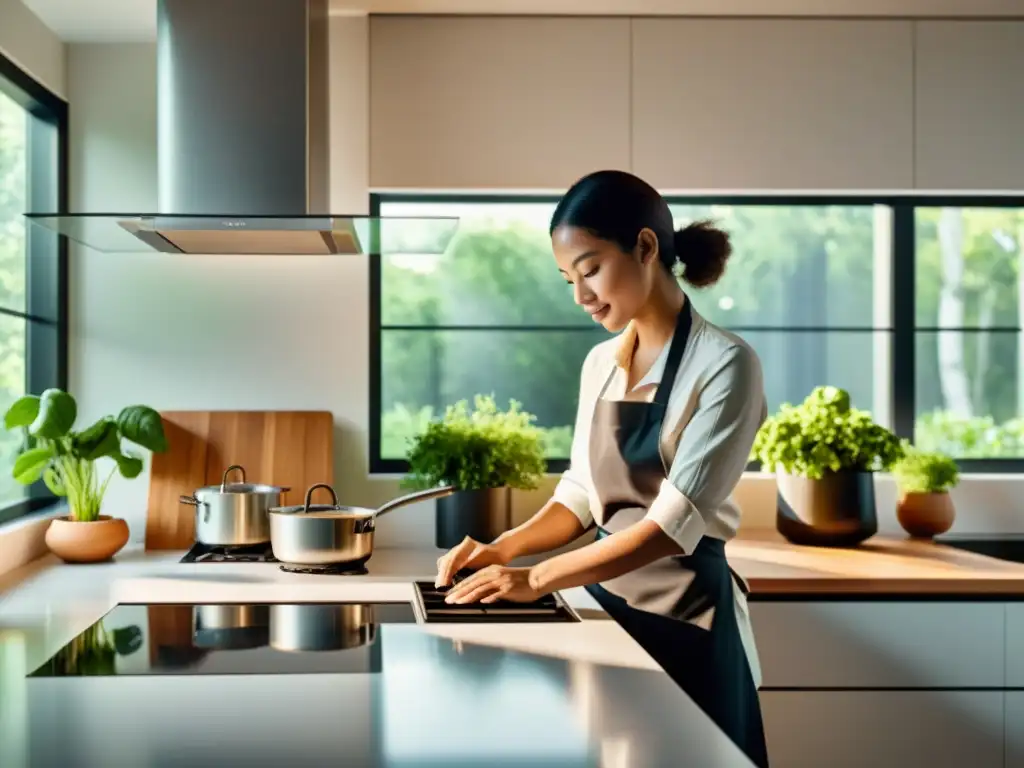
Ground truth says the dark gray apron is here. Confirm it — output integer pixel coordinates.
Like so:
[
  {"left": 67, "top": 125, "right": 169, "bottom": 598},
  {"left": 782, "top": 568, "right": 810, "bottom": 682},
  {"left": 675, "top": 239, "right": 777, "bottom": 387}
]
[{"left": 583, "top": 303, "right": 770, "bottom": 768}]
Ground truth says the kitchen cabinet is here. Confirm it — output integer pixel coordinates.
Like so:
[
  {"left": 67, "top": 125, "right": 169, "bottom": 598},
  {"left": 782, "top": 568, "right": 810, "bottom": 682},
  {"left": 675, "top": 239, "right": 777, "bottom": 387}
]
[
  {"left": 760, "top": 691, "right": 1005, "bottom": 768},
  {"left": 630, "top": 19, "right": 914, "bottom": 191},
  {"left": 1008, "top": 605, "right": 1024, "bottom": 688},
  {"left": 914, "top": 21, "right": 1024, "bottom": 191},
  {"left": 1008, "top": 693, "right": 1024, "bottom": 768},
  {"left": 369, "top": 16, "right": 631, "bottom": 190},
  {"left": 750, "top": 601, "right": 1005, "bottom": 689}
]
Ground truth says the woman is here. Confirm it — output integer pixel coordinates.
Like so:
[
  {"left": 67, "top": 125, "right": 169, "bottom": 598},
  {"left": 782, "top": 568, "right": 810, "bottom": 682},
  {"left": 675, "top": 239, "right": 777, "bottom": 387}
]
[{"left": 436, "top": 169, "right": 769, "bottom": 767}]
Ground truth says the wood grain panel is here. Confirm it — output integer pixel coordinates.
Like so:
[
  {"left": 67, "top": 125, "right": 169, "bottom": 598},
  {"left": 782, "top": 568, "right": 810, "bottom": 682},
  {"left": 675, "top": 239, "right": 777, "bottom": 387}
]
[{"left": 145, "top": 411, "right": 333, "bottom": 550}]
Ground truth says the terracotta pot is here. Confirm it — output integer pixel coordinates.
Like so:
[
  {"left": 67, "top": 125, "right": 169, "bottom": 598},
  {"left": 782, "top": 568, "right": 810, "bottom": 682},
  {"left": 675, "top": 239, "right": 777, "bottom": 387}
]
[
  {"left": 896, "top": 491, "right": 956, "bottom": 539},
  {"left": 45, "top": 515, "right": 130, "bottom": 563}
]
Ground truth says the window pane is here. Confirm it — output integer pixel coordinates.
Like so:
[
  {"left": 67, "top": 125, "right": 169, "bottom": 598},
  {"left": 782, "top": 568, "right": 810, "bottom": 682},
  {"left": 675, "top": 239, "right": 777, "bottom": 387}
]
[
  {"left": 380, "top": 328, "right": 888, "bottom": 461},
  {"left": 669, "top": 204, "right": 884, "bottom": 329},
  {"left": 0, "top": 314, "right": 27, "bottom": 507},
  {"left": 0, "top": 88, "right": 28, "bottom": 316},
  {"left": 740, "top": 330, "right": 888, "bottom": 424},
  {"left": 915, "top": 330, "right": 1023, "bottom": 458},
  {"left": 380, "top": 328, "right": 610, "bottom": 460},
  {"left": 915, "top": 207, "right": 1024, "bottom": 328},
  {"left": 380, "top": 200, "right": 885, "bottom": 331}
]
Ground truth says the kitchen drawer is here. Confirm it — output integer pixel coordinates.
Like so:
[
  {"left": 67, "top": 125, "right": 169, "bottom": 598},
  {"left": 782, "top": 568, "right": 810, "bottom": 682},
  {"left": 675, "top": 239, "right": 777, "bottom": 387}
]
[
  {"left": 750, "top": 602, "right": 1005, "bottom": 689},
  {"left": 1008, "top": 693, "right": 1024, "bottom": 768},
  {"left": 760, "top": 691, "right": 1004, "bottom": 768}
]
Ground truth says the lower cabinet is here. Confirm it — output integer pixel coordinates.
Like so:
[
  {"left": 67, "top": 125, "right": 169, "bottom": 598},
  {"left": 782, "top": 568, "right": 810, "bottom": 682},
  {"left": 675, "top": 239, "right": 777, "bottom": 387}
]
[
  {"left": 1008, "top": 693, "right": 1024, "bottom": 768},
  {"left": 760, "top": 691, "right": 1005, "bottom": 768}
]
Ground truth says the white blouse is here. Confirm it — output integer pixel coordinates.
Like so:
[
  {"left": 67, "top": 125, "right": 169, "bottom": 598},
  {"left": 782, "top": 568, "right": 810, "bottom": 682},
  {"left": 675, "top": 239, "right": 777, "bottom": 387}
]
[{"left": 552, "top": 303, "right": 768, "bottom": 555}]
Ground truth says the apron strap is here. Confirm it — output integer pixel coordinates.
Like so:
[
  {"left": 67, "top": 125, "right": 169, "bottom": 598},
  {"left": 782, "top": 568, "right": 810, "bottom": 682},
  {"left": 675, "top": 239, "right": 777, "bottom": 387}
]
[{"left": 652, "top": 299, "right": 694, "bottom": 407}]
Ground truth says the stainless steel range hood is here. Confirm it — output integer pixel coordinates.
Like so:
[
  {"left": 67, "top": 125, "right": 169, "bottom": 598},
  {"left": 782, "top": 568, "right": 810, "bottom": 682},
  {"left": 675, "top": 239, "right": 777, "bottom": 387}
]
[{"left": 25, "top": 0, "right": 457, "bottom": 255}]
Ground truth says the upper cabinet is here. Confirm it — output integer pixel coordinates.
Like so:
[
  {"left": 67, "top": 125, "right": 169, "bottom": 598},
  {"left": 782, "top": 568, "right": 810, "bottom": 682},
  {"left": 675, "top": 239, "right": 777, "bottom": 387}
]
[
  {"left": 914, "top": 21, "right": 1024, "bottom": 191},
  {"left": 630, "top": 19, "right": 915, "bottom": 191},
  {"left": 369, "top": 17, "right": 631, "bottom": 190}
]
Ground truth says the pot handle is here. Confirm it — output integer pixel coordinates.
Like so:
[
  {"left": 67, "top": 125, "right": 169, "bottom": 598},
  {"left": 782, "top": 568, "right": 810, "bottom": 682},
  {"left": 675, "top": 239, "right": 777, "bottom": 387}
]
[
  {"left": 303, "top": 483, "right": 339, "bottom": 512},
  {"left": 179, "top": 495, "right": 201, "bottom": 507},
  {"left": 221, "top": 464, "right": 246, "bottom": 490},
  {"left": 375, "top": 485, "right": 455, "bottom": 518}
]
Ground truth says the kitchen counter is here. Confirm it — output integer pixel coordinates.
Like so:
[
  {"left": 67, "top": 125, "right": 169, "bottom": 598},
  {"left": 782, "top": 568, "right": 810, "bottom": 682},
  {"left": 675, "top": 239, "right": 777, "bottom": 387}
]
[
  {"left": 0, "top": 547, "right": 754, "bottom": 768},
  {"left": 729, "top": 529, "right": 1024, "bottom": 596}
]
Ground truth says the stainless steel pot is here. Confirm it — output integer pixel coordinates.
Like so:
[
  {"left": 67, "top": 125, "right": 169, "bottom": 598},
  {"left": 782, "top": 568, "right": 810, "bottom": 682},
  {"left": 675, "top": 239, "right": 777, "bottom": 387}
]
[
  {"left": 179, "top": 465, "right": 289, "bottom": 546},
  {"left": 192, "top": 604, "right": 270, "bottom": 650},
  {"left": 268, "top": 483, "right": 455, "bottom": 566},
  {"left": 269, "top": 603, "right": 376, "bottom": 652}
]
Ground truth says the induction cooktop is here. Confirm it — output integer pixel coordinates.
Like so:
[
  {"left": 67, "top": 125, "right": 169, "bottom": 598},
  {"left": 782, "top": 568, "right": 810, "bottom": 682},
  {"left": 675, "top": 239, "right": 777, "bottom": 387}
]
[
  {"left": 412, "top": 580, "right": 581, "bottom": 623},
  {"left": 28, "top": 601, "right": 417, "bottom": 678}
]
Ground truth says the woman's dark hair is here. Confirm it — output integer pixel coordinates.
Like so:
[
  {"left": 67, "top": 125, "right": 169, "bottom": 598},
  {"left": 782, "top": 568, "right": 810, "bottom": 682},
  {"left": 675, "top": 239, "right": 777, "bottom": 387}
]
[{"left": 549, "top": 169, "right": 731, "bottom": 288}]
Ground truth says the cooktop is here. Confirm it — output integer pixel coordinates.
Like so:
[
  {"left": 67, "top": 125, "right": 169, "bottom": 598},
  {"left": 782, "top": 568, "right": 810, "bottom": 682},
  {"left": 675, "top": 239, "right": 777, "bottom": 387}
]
[
  {"left": 412, "top": 580, "right": 581, "bottom": 623},
  {"left": 28, "top": 601, "right": 417, "bottom": 678}
]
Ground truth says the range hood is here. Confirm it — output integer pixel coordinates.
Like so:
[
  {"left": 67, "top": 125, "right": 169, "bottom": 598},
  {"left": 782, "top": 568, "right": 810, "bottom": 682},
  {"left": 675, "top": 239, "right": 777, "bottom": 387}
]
[{"left": 25, "top": 0, "right": 457, "bottom": 256}]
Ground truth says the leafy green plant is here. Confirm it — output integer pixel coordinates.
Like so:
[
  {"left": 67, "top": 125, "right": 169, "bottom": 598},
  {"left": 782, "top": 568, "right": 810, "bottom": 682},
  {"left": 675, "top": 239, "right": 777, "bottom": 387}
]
[
  {"left": 403, "top": 394, "right": 546, "bottom": 491},
  {"left": 3, "top": 388, "right": 168, "bottom": 522},
  {"left": 751, "top": 385, "right": 904, "bottom": 479},
  {"left": 892, "top": 443, "right": 960, "bottom": 494}
]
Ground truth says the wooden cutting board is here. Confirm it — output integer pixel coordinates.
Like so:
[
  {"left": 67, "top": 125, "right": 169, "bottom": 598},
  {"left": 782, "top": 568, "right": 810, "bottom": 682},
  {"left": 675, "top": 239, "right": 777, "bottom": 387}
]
[{"left": 144, "top": 410, "right": 334, "bottom": 550}]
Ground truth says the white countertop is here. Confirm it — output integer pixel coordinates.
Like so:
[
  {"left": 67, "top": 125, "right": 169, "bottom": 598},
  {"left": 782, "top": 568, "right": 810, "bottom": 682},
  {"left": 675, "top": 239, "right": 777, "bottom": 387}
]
[{"left": 0, "top": 546, "right": 754, "bottom": 768}]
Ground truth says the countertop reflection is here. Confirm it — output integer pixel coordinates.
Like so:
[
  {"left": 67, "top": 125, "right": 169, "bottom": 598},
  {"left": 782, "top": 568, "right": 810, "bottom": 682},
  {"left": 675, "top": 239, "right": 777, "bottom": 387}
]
[{"left": 25, "top": 624, "right": 752, "bottom": 768}]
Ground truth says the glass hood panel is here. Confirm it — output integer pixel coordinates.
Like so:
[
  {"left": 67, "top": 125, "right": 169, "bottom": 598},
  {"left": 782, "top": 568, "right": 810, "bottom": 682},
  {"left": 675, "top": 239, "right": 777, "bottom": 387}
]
[{"left": 24, "top": 214, "right": 460, "bottom": 255}]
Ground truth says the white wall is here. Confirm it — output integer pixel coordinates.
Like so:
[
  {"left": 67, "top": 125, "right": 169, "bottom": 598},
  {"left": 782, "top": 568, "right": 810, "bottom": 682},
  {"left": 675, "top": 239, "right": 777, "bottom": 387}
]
[
  {"left": 0, "top": 0, "right": 65, "bottom": 97},
  {"left": 61, "top": 15, "right": 1024, "bottom": 553}
]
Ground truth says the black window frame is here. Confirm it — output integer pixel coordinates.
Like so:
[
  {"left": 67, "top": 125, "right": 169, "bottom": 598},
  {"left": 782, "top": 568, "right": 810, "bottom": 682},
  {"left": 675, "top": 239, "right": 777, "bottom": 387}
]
[
  {"left": 0, "top": 53, "right": 69, "bottom": 525},
  {"left": 369, "top": 191, "right": 1024, "bottom": 476}
]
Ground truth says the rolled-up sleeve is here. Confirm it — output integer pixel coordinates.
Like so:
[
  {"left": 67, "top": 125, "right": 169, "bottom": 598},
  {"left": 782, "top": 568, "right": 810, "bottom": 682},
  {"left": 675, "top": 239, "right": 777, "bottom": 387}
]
[
  {"left": 551, "top": 348, "right": 598, "bottom": 529},
  {"left": 645, "top": 343, "right": 766, "bottom": 554}
]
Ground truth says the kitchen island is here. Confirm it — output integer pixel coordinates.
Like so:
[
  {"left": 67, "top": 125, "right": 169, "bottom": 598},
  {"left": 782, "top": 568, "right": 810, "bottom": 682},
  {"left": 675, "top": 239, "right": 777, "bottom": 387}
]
[{"left": 0, "top": 547, "right": 754, "bottom": 768}]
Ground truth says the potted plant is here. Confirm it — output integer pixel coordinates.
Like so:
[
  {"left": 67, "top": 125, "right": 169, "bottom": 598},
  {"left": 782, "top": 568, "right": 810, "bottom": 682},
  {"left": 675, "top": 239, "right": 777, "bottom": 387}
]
[
  {"left": 892, "top": 443, "right": 960, "bottom": 539},
  {"left": 4, "top": 388, "right": 169, "bottom": 563},
  {"left": 403, "top": 395, "right": 546, "bottom": 549},
  {"left": 751, "top": 385, "right": 904, "bottom": 547}
]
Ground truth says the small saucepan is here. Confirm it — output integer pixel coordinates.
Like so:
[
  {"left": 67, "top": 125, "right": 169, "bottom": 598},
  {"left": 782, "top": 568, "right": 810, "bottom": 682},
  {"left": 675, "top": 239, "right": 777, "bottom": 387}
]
[
  {"left": 179, "top": 465, "right": 289, "bottom": 547},
  {"left": 268, "top": 482, "right": 454, "bottom": 567}
]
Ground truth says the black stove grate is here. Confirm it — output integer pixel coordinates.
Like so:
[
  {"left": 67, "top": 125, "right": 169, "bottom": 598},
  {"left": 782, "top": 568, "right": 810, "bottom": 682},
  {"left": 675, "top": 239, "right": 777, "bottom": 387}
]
[
  {"left": 278, "top": 562, "right": 369, "bottom": 576},
  {"left": 412, "top": 581, "right": 579, "bottom": 623},
  {"left": 179, "top": 542, "right": 277, "bottom": 563}
]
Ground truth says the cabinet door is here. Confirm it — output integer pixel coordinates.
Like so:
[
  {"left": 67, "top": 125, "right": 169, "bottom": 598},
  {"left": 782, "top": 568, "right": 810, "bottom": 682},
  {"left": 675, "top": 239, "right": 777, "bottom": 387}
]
[
  {"left": 1007, "top": 604, "right": 1024, "bottom": 688},
  {"left": 760, "top": 691, "right": 1004, "bottom": 768},
  {"left": 750, "top": 602, "right": 1005, "bottom": 688},
  {"left": 914, "top": 21, "right": 1024, "bottom": 190},
  {"left": 630, "top": 19, "right": 914, "bottom": 191},
  {"left": 369, "top": 16, "right": 631, "bottom": 189}
]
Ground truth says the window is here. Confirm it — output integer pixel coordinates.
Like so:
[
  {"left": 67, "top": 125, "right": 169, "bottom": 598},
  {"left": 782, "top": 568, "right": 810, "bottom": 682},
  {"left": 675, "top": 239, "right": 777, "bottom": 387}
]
[
  {"left": 371, "top": 194, "right": 1024, "bottom": 474},
  {"left": 0, "top": 54, "right": 68, "bottom": 524},
  {"left": 913, "top": 205, "right": 1024, "bottom": 461}
]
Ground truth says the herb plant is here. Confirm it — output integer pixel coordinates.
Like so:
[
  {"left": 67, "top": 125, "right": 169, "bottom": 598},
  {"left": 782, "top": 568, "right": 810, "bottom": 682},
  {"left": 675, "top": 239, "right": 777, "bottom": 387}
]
[
  {"left": 404, "top": 395, "right": 546, "bottom": 492},
  {"left": 751, "top": 385, "right": 904, "bottom": 479},
  {"left": 892, "top": 443, "right": 960, "bottom": 494},
  {"left": 3, "top": 388, "right": 169, "bottom": 522}
]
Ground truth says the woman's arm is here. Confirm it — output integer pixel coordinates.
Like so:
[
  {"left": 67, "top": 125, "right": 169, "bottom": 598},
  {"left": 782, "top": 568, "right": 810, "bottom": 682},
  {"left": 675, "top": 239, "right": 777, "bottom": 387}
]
[{"left": 493, "top": 499, "right": 588, "bottom": 561}]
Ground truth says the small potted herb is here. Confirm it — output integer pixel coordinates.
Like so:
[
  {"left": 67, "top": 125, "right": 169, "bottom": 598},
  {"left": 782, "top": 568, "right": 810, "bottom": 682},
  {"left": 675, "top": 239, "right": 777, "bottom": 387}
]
[
  {"left": 751, "top": 385, "right": 904, "bottom": 547},
  {"left": 403, "top": 395, "right": 546, "bottom": 548},
  {"left": 891, "top": 443, "right": 960, "bottom": 539},
  {"left": 4, "top": 388, "right": 168, "bottom": 563}
]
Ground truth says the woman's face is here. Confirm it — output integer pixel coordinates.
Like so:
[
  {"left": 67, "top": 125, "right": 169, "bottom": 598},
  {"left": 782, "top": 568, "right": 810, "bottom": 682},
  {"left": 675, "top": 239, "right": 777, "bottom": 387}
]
[{"left": 552, "top": 225, "right": 659, "bottom": 333}]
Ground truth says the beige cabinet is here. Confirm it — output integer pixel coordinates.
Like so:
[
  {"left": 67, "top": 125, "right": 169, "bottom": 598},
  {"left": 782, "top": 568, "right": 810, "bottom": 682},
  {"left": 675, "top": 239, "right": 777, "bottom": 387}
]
[
  {"left": 914, "top": 21, "right": 1024, "bottom": 191},
  {"left": 760, "top": 691, "right": 1005, "bottom": 768},
  {"left": 750, "top": 601, "right": 1005, "bottom": 689},
  {"left": 369, "top": 16, "right": 631, "bottom": 190},
  {"left": 630, "top": 19, "right": 914, "bottom": 191}
]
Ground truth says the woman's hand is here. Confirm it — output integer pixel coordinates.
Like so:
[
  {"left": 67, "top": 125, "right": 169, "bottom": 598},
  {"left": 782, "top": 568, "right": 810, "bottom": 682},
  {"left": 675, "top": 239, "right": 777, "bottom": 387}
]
[
  {"left": 442, "top": 565, "right": 543, "bottom": 604},
  {"left": 434, "top": 536, "right": 512, "bottom": 588}
]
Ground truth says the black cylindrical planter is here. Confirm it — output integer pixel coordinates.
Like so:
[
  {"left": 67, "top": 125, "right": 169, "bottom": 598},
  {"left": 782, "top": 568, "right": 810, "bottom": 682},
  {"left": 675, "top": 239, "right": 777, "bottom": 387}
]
[
  {"left": 435, "top": 487, "right": 513, "bottom": 549},
  {"left": 775, "top": 469, "right": 878, "bottom": 547}
]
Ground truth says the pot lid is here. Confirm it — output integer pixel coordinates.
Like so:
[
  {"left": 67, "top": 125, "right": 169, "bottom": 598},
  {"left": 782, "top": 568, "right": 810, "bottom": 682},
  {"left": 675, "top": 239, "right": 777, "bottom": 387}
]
[{"left": 200, "top": 482, "right": 285, "bottom": 494}]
